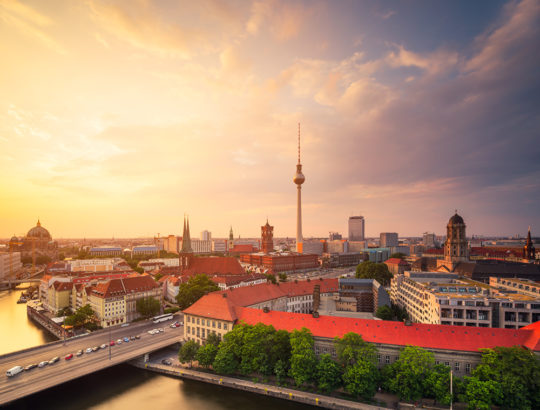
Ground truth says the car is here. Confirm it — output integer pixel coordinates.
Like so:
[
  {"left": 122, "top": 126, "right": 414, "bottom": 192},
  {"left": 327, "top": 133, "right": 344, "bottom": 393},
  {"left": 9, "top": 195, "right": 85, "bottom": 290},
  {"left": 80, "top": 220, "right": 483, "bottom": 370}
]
[
  {"left": 135, "top": 335, "right": 140, "bottom": 339},
  {"left": 76, "top": 349, "right": 83, "bottom": 356},
  {"left": 38, "top": 361, "right": 48, "bottom": 368},
  {"left": 179, "top": 322, "right": 183, "bottom": 326},
  {"left": 92, "top": 346, "right": 99, "bottom": 352},
  {"left": 110, "top": 340, "right": 115, "bottom": 346},
  {"left": 147, "top": 330, "right": 153, "bottom": 335},
  {"left": 49, "top": 357, "right": 59, "bottom": 365},
  {"left": 158, "top": 328, "right": 164, "bottom": 332},
  {"left": 161, "top": 359, "right": 172, "bottom": 365},
  {"left": 130, "top": 336, "right": 135, "bottom": 340},
  {"left": 116, "top": 339, "right": 122, "bottom": 345},
  {"left": 65, "top": 353, "right": 73, "bottom": 360},
  {"left": 100, "top": 344, "right": 107, "bottom": 349},
  {"left": 170, "top": 323, "right": 176, "bottom": 328},
  {"left": 24, "top": 364, "right": 37, "bottom": 371},
  {"left": 123, "top": 337, "right": 129, "bottom": 343},
  {"left": 85, "top": 347, "right": 93, "bottom": 353}
]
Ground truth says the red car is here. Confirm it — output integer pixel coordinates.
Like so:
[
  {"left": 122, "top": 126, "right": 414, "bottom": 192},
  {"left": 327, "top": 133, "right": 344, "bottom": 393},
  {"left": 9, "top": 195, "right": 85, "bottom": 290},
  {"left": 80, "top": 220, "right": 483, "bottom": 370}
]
[
  {"left": 110, "top": 340, "right": 115, "bottom": 346},
  {"left": 65, "top": 353, "right": 73, "bottom": 360}
]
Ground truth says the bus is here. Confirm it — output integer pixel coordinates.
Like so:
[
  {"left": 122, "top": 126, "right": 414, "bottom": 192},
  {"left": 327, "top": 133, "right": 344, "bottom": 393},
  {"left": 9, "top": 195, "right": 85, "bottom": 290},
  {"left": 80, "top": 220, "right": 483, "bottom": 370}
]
[{"left": 152, "top": 313, "right": 174, "bottom": 324}]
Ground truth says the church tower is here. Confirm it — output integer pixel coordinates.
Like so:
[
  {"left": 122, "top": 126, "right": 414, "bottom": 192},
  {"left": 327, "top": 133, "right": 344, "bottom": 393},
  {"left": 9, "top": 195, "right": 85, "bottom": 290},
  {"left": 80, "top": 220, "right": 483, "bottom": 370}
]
[
  {"left": 261, "top": 219, "right": 274, "bottom": 254},
  {"left": 523, "top": 227, "right": 536, "bottom": 260},
  {"left": 179, "top": 215, "right": 193, "bottom": 269},
  {"left": 437, "top": 211, "right": 469, "bottom": 271}
]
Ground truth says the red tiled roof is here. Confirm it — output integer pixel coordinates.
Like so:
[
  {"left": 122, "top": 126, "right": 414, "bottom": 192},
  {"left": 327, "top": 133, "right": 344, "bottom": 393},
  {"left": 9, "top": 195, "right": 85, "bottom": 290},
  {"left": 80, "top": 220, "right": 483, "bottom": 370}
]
[
  {"left": 182, "top": 257, "right": 245, "bottom": 276},
  {"left": 229, "top": 244, "right": 256, "bottom": 253},
  {"left": 91, "top": 275, "right": 159, "bottom": 298},
  {"left": 183, "top": 292, "right": 239, "bottom": 322},
  {"left": 53, "top": 281, "right": 73, "bottom": 291},
  {"left": 237, "top": 309, "right": 540, "bottom": 353},
  {"left": 210, "top": 273, "right": 266, "bottom": 286}
]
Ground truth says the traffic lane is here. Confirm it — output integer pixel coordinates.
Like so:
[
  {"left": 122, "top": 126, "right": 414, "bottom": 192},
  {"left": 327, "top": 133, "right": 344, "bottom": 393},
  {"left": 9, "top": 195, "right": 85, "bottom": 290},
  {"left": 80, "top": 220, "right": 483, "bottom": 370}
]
[
  {"left": 0, "top": 323, "right": 183, "bottom": 375},
  {"left": 0, "top": 334, "right": 183, "bottom": 405},
  {"left": 0, "top": 319, "right": 179, "bottom": 368},
  {"left": 0, "top": 327, "right": 183, "bottom": 401}
]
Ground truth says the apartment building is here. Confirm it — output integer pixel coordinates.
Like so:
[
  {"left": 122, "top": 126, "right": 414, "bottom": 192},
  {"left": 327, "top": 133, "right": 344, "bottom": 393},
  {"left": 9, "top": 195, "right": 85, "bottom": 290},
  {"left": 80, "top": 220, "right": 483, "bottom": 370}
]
[
  {"left": 0, "top": 252, "right": 22, "bottom": 279},
  {"left": 391, "top": 272, "right": 540, "bottom": 328}
]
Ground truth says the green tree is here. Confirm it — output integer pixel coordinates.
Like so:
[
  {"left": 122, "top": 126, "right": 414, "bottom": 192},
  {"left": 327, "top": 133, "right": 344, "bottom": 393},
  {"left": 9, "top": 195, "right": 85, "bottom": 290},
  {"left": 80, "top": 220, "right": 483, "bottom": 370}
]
[
  {"left": 289, "top": 328, "right": 318, "bottom": 387},
  {"left": 391, "top": 303, "right": 409, "bottom": 321},
  {"left": 334, "top": 332, "right": 377, "bottom": 367},
  {"left": 265, "top": 274, "right": 277, "bottom": 284},
  {"left": 355, "top": 261, "right": 393, "bottom": 286},
  {"left": 57, "top": 252, "right": 65, "bottom": 261},
  {"left": 206, "top": 332, "right": 221, "bottom": 347},
  {"left": 471, "top": 346, "right": 540, "bottom": 409},
  {"left": 136, "top": 297, "right": 160, "bottom": 317},
  {"left": 196, "top": 343, "right": 218, "bottom": 368},
  {"left": 64, "top": 304, "right": 95, "bottom": 327},
  {"left": 375, "top": 305, "right": 393, "bottom": 321},
  {"left": 342, "top": 359, "right": 379, "bottom": 399},
  {"left": 464, "top": 377, "right": 503, "bottom": 410},
  {"left": 278, "top": 273, "right": 288, "bottom": 282},
  {"left": 154, "top": 273, "right": 163, "bottom": 282},
  {"left": 390, "top": 252, "right": 406, "bottom": 259},
  {"left": 176, "top": 274, "right": 219, "bottom": 309},
  {"left": 423, "top": 364, "right": 452, "bottom": 405},
  {"left": 178, "top": 340, "right": 199, "bottom": 366},
  {"left": 383, "top": 345, "right": 435, "bottom": 401},
  {"left": 213, "top": 343, "right": 239, "bottom": 374},
  {"left": 274, "top": 359, "right": 289, "bottom": 385},
  {"left": 316, "top": 354, "right": 342, "bottom": 393}
]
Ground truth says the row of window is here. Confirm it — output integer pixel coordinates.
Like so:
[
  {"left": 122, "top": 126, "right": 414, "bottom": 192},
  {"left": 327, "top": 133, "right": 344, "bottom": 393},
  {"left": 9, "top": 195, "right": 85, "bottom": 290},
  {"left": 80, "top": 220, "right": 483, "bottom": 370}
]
[
  {"left": 186, "top": 315, "right": 228, "bottom": 330},
  {"left": 186, "top": 326, "right": 222, "bottom": 341}
]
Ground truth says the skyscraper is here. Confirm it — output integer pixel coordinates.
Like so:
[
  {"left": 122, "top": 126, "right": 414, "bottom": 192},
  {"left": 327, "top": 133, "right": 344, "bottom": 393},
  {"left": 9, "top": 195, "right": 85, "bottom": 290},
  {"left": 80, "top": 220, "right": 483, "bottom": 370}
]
[
  {"left": 380, "top": 232, "right": 398, "bottom": 247},
  {"left": 348, "top": 216, "right": 365, "bottom": 241},
  {"left": 293, "top": 123, "right": 305, "bottom": 253}
]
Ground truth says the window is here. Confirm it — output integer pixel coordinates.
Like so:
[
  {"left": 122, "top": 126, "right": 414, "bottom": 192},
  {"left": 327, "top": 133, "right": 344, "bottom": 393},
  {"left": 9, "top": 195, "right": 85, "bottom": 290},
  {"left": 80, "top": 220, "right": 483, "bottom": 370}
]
[
  {"left": 454, "top": 362, "right": 460, "bottom": 371},
  {"left": 465, "top": 363, "right": 471, "bottom": 374},
  {"left": 444, "top": 361, "right": 450, "bottom": 367},
  {"left": 385, "top": 355, "right": 390, "bottom": 364},
  {"left": 212, "top": 321, "right": 216, "bottom": 328},
  {"left": 377, "top": 354, "right": 381, "bottom": 363},
  {"left": 218, "top": 322, "right": 221, "bottom": 329},
  {"left": 224, "top": 323, "right": 228, "bottom": 330}
]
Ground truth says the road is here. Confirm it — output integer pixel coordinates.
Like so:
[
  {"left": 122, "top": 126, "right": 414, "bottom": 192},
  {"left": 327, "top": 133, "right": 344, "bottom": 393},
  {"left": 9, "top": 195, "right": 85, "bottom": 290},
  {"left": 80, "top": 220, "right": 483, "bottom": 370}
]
[{"left": 0, "top": 317, "right": 184, "bottom": 406}]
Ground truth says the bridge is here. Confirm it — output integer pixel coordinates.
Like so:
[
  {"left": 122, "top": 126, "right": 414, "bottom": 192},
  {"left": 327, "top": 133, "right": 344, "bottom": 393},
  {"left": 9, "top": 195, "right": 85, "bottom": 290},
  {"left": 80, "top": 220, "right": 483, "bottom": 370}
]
[
  {"left": 0, "top": 269, "right": 44, "bottom": 289},
  {"left": 0, "top": 318, "right": 184, "bottom": 406}
]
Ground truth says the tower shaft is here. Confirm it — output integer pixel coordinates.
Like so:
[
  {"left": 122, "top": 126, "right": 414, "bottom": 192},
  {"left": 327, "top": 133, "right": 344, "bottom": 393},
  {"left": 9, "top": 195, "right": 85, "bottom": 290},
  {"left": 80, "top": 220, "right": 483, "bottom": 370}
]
[{"left": 296, "top": 185, "right": 303, "bottom": 252}]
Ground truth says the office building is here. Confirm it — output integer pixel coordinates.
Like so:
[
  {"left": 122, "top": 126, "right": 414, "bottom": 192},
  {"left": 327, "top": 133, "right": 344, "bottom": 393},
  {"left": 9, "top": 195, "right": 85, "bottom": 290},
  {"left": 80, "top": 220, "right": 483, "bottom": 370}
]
[
  {"left": 380, "top": 232, "right": 398, "bottom": 248},
  {"left": 200, "top": 230, "right": 212, "bottom": 241},
  {"left": 348, "top": 216, "right": 365, "bottom": 241},
  {"left": 0, "top": 252, "right": 22, "bottom": 279},
  {"left": 423, "top": 232, "right": 436, "bottom": 248}
]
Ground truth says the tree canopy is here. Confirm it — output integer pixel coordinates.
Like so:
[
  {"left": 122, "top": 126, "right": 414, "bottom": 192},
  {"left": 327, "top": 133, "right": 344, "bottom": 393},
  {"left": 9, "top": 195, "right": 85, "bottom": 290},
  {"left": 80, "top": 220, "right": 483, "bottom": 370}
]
[
  {"left": 289, "top": 328, "right": 317, "bottom": 387},
  {"left": 355, "top": 261, "right": 393, "bottom": 286},
  {"left": 136, "top": 297, "right": 160, "bottom": 317},
  {"left": 178, "top": 340, "right": 199, "bottom": 366},
  {"left": 334, "top": 332, "right": 377, "bottom": 367},
  {"left": 375, "top": 305, "right": 393, "bottom": 321},
  {"left": 176, "top": 274, "right": 219, "bottom": 309}
]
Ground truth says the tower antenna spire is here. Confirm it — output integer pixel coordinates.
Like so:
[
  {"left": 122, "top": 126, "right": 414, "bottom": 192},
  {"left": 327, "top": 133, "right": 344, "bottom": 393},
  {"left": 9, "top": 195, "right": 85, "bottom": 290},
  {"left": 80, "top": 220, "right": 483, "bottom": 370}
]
[{"left": 298, "top": 123, "right": 301, "bottom": 164}]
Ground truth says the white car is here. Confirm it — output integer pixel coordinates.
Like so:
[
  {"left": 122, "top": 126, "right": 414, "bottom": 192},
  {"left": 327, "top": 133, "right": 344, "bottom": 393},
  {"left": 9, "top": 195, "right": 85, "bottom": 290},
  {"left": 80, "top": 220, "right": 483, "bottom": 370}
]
[
  {"left": 85, "top": 347, "right": 92, "bottom": 353},
  {"left": 116, "top": 338, "right": 122, "bottom": 345},
  {"left": 38, "top": 361, "right": 48, "bottom": 368}
]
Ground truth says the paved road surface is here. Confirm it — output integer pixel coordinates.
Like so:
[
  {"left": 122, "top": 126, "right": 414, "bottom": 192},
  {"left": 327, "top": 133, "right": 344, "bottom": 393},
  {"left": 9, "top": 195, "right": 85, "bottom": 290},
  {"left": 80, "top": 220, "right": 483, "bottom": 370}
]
[{"left": 0, "top": 318, "right": 184, "bottom": 406}]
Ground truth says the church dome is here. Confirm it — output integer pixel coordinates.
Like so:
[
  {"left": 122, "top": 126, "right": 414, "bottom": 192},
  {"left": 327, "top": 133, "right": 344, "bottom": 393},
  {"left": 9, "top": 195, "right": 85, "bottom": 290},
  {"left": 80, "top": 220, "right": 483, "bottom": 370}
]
[
  {"left": 27, "top": 220, "right": 52, "bottom": 240},
  {"left": 448, "top": 212, "right": 464, "bottom": 225},
  {"left": 10, "top": 235, "right": 19, "bottom": 242}
]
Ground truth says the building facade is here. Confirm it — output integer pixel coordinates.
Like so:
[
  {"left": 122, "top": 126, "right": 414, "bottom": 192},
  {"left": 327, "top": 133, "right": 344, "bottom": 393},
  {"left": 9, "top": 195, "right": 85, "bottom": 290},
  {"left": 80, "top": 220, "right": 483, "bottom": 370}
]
[
  {"left": 348, "top": 216, "right": 365, "bottom": 241},
  {"left": 380, "top": 233, "right": 398, "bottom": 248},
  {"left": 0, "top": 252, "right": 22, "bottom": 279}
]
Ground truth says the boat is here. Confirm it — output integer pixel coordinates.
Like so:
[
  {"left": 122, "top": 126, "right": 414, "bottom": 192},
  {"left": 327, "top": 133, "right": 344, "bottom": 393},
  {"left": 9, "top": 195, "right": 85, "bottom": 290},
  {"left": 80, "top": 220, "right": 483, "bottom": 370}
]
[{"left": 17, "top": 296, "right": 27, "bottom": 304}]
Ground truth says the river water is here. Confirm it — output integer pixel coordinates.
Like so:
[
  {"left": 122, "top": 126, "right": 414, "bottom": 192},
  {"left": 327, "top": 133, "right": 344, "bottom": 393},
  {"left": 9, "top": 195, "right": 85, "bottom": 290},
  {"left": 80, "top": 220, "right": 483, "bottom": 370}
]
[{"left": 0, "top": 287, "right": 312, "bottom": 410}]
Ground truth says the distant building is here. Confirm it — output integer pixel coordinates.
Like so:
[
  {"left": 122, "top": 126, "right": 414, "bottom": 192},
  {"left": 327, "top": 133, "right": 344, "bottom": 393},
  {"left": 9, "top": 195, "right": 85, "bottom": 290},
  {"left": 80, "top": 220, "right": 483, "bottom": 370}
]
[
  {"left": 423, "top": 232, "right": 436, "bottom": 248},
  {"left": 261, "top": 220, "right": 274, "bottom": 254},
  {"left": 163, "top": 235, "right": 180, "bottom": 254},
  {"left": 200, "top": 230, "right": 212, "bottom": 241},
  {"left": 363, "top": 248, "right": 391, "bottom": 263},
  {"left": 191, "top": 239, "right": 212, "bottom": 254},
  {"left": 323, "top": 252, "right": 364, "bottom": 268},
  {"left": 302, "top": 240, "right": 324, "bottom": 255},
  {"left": 9, "top": 219, "right": 57, "bottom": 254},
  {"left": 212, "top": 239, "right": 228, "bottom": 253},
  {"left": 384, "top": 258, "right": 411, "bottom": 276},
  {"left": 0, "top": 252, "right": 22, "bottom": 279},
  {"left": 329, "top": 232, "right": 342, "bottom": 241},
  {"left": 437, "top": 212, "right": 469, "bottom": 271},
  {"left": 523, "top": 227, "right": 536, "bottom": 260},
  {"left": 338, "top": 278, "right": 391, "bottom": 313},
  {"left": 348, "top": 216, "right": 365, "bottom": 241},
  {"left": 348, "top": 241, "right": 367, "bottom": 252},
  {"left": 380, "top": 232, "right": 398, "bottom": 248},
  {"left": 132, "top": 245, "right": 159, "bottom": 257},
  {"left": 89, "top": 246, "right": 123, "bottom": 257},
  {"left": 326, "top": 240, "right": 348, "bottom": 254}
]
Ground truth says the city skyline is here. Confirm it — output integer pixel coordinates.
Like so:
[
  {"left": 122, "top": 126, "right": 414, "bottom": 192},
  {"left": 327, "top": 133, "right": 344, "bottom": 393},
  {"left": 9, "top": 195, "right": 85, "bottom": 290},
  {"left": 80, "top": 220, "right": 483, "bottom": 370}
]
[{"left": 1, "top": 0, "right": 539, "bottom": 238}]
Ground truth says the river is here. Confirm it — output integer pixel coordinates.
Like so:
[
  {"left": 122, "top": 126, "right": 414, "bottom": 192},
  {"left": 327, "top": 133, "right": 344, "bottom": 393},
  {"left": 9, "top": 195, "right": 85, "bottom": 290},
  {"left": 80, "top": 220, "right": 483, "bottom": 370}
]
[{"left": 0, "top": 287, "right": 312, "bottom": 410}]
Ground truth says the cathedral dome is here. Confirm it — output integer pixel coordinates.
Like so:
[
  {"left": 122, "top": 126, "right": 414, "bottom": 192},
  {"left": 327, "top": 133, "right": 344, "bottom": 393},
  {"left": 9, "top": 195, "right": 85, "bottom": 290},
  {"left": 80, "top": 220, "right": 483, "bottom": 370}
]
[
  {"left": 448, "top": 212, "right": 464, "bottom": 225},
  {"left": 27, "top": 220, "right": 51, "bottom": 240}
]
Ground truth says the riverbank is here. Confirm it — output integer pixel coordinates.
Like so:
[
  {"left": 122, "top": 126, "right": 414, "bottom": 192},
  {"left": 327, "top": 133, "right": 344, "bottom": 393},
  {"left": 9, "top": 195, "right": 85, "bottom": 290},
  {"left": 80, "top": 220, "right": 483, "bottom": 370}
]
[{"left": 130, "top": 358, "right": 388, "bottom": 410}]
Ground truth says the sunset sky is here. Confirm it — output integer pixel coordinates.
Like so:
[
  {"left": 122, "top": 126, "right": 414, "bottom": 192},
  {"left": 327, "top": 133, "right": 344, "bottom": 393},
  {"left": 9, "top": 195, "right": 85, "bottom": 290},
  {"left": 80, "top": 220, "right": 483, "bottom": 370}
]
[{"left": 1, "top": 0, "right": 539, "bottom": 239}]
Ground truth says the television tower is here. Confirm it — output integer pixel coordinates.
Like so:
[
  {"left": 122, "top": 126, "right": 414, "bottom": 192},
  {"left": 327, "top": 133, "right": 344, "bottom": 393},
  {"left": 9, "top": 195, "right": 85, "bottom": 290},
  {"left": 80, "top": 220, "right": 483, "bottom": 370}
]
[{"left": 293, "top": 123, "right": 305, "bottom": 253}]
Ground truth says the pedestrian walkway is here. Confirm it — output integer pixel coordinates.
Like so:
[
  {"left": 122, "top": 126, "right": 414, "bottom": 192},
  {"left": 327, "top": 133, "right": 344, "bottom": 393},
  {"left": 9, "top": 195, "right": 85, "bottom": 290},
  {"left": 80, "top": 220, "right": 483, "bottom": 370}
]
[{"left": 131, "top": 359, "right": 390, "bottom": 410}]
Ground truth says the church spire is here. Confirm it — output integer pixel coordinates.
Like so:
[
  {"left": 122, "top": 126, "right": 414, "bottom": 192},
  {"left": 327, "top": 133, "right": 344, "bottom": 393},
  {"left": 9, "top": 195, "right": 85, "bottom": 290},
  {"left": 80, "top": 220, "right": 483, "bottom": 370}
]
[{"left": 181, "top": 215, "right": 192, "bottom": 253}]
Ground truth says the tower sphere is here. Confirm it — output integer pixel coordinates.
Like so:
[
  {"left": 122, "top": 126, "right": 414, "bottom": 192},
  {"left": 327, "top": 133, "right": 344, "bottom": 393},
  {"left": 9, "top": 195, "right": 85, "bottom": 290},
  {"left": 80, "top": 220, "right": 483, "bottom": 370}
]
[{"left": 293, "top": 164, "right": 305, "bottom": 185}]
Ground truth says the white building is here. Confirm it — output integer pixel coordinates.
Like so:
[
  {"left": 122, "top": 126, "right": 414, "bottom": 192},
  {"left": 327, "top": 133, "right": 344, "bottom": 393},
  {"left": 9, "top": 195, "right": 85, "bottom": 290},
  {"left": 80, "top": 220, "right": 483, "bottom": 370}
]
[
  {"left": 200, "top": 230, "right": 212, "bottom": 241},
  {"left": 148, "top": 258, "right": 179, "bottom": 267},
  {"left": 191, "top": 239, "right": 212, "bottom": 254},
  {"left": 212, "top": 239, "right": 228, "bottom": 253},
  {"left": 423, "top": 232, "right": 436, "bottom": 247},
  {"left": 0, "top": 252, "right": 22, "bottom": 279}
]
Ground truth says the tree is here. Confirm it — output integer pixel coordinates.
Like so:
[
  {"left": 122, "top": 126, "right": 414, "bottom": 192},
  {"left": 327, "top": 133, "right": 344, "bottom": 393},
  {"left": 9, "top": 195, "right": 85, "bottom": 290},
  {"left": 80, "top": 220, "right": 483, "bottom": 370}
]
[
  {"left": 289, "top": 328, "right": 318, "bottom": 387},
  {"left": 265, "top": 274, "right": 277, "bottom": 284},
  {"left": 178, "top": 340, "right": 199, "bottom": 366},
  {"left": 391, "top": 303, "right": 409, "bottom": 321},
  {"left": 278, "top": 273, "right": 288, "bottom": 282},
  {"left": 274, "top": 359, "right": 289, "bottom": 385},
  {"left": 342, "top": 359, "right": 379, "bottom": 399},
  {"left": 213, "top": 343, "right": 239, "bottom": 374},
  {"left": 334, "top": 332, "right": 377, "bottom": 367},
  {"left": 316, "top": 354, "right": 342, "bottom": 393},
  {"left": 196, "top": 343, "right": 218, "bottom": 368},
  {"left": 154, "top": 273, "right": 163, "bottom": 282},
  {"left": 375, "top": 305, "right": 393, "bottom": 321},
  {"left": 57, "top": 252, "right": 65, "bottom": 261},
  {"left": 464, "top": 377, "right": 502, "bottom": 410},
  {"left": 136, "top": 297, "right": 160, "bottom": 318},
  {"left": 471, "top": 346, "right": 540, "bottom": 410},
  {"left": 176, "top": 274, "right": 219, "bottom": 309},
  {"left": 390, "top": 252, "right": 406, "bottom": 259},
  {"left": 383, "top": 345, "right": 435, "bottom": 401},
  {"left": 355, "top": 261, "right": 393, "bottom": 286},
  {"left": 206, "top": 332, "right": 221, "bottom": 347},
  {"left": 423, "top": 364, "right": 452, "bottom": 405},
  {"left": 64, "top": 304, "right": 95, "bottom": 327}
]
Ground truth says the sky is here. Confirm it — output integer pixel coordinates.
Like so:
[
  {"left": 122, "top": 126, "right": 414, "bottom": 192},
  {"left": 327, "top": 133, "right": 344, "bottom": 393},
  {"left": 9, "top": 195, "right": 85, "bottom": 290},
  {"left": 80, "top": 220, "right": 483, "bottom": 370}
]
[{"left": 0, "top": 0, "right": 539, "bottom": 239}]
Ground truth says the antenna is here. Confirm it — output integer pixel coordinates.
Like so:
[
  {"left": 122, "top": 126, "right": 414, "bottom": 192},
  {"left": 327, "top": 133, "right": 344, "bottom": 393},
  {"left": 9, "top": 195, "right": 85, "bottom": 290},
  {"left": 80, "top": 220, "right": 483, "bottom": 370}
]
[{"left": 297, "top": 122, "right": 301, "bottom": 164}]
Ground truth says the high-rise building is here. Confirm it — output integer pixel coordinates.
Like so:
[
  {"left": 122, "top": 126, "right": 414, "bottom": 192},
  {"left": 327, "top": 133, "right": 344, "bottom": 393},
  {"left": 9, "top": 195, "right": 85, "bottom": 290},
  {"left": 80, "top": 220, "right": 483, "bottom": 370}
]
[
  {"left": 293, "top": 124, "right": 305, "bottom": 253},
  {"left": 329, "top": 232, "right": 342, "bottom": 241},
  {"left": 380, "top": 232, "right": 398, "bottom": 248},
  {"left": 423, "top": 232, "right": 436, "bottom": 248},
  {"left": 200, "top": 230, "right": 212, "bottom": 241},
  {"left": 348, "top": 216, "right": 365, "bottom": 241}
]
